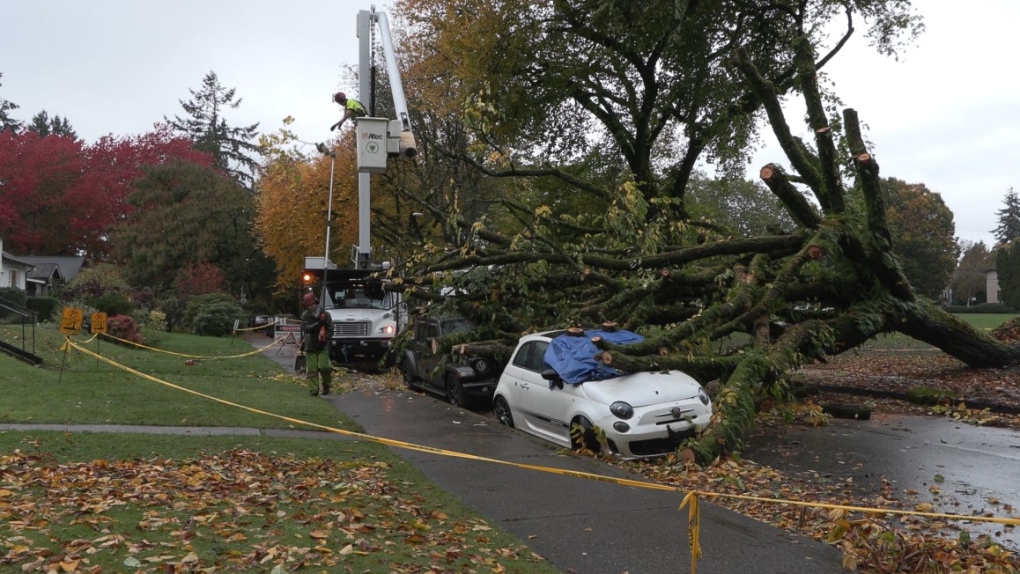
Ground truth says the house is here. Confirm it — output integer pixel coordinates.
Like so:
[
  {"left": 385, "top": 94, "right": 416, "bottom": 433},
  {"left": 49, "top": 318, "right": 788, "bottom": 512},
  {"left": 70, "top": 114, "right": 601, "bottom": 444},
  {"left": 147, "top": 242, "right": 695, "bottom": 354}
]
[
  {"left": 20, "top": 255, "right": 85, "bottom": 297},
  {"left": 0, "top": 236, "right": 35, "bottom": 292},
  {"left": 987, "top": 269, "right": 1002, "bottom": 304}
]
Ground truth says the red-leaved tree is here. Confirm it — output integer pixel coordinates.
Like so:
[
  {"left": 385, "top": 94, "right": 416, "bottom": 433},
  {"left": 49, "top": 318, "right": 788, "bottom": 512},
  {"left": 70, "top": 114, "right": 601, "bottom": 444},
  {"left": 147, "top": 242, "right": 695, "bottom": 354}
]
[{"left": 0, "top": 126, "right": 213, "bottom": 258}]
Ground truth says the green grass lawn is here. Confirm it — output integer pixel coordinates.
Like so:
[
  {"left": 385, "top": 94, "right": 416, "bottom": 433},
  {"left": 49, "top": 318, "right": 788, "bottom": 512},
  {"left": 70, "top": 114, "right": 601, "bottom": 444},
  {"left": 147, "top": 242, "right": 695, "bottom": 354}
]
[{"left": 0, "top": 323, "right": 557, "bottom": 574}]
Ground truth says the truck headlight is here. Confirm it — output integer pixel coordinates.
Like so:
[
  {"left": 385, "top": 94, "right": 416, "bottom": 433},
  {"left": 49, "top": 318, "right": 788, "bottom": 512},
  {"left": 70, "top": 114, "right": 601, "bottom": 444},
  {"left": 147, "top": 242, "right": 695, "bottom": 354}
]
[{"left": 379, "top": 325, "right": 395, "bottom": 335}]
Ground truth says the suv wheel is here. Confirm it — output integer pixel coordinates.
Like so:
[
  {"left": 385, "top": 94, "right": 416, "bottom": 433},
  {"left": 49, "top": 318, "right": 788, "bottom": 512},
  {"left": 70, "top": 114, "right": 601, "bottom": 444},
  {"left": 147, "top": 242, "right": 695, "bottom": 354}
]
[
  {"left": 401, "top": 359, "right": 415, "bottom": 388},
  {"left": 446, "top": 374, "right": 468, "bottom": 407}
]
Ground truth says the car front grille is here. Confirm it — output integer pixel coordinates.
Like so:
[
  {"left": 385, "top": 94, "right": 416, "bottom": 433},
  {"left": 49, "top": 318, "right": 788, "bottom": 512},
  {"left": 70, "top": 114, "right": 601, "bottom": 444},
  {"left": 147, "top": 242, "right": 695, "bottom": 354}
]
[
  {"left": 627, "top": 429, "right": 696, "bottom": 457},
  {"left": 333, "top": 322, "right": 371, "bottom": 337}
]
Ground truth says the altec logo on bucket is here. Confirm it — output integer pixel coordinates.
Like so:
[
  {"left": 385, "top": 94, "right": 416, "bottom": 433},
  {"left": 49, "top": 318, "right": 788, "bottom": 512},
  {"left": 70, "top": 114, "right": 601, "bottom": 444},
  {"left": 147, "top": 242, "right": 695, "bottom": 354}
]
[{"left": 361, "top": 132, "right": 384, "bottom": 140}]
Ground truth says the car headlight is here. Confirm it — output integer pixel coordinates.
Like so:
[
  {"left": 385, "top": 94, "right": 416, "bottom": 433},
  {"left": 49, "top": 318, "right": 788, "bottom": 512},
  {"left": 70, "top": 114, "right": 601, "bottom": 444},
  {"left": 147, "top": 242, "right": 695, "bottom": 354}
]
[
  {"left": 610, "top": 401, "right": 634, "bottom": 420},
  {"left": 472, "top": 358, "right": 490, "bottom": 374},
  {"left": 698, "top": 388, "right": 711, "bottom": 406}
]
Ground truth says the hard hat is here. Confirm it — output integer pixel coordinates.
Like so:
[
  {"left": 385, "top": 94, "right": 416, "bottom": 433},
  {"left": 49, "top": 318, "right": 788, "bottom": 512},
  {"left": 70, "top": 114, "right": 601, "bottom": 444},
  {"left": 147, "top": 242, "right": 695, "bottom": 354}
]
[
  {"left": 302, "top": 292, "right": 317, "bottom": 306},
  {"left": 333, "top": 91, "right": 346, "bottom": 103}
]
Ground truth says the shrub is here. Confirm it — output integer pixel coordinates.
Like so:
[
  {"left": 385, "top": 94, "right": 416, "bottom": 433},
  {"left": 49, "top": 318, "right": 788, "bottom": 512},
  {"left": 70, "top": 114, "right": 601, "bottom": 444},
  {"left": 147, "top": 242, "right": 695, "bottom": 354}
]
[
  {"left": 0, "top": 287, "right": 27, "bottom": 308},
  {"left": 144, "top": 310, "right": 168, "bottom": 332},
  {"left": 184, "top": 293, "right": 244, "bottom": 337},
  {"left": 92, "top": 293, "right": 135, "bottom": 317},
  {"left": 104, "top": 314, "right": 143, "bottom": 346},
  {"left": 946, "top": 303, "right": 1018, "bottom": 314},
  {"left": 26, "top": 297, "right": 61, "bottom": 322}
]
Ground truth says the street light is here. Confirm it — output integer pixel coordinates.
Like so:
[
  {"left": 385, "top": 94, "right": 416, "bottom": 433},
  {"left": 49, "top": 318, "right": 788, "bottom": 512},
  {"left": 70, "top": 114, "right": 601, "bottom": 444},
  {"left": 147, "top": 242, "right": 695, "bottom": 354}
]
[{"left": 317, "top": 143, "right": 337, "bottom": 310}]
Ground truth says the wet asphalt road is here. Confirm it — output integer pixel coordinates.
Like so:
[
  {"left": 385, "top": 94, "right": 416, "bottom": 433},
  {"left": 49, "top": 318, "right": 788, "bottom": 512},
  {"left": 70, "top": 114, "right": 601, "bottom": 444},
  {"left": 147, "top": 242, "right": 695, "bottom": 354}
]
[{"left": 744, "top": 413, "right": 1020, "bottom": 550}]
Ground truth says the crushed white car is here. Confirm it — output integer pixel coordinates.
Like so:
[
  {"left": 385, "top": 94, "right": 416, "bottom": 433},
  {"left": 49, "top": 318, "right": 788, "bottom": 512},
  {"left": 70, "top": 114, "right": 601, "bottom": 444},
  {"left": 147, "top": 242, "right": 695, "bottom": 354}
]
[{"left": 493, "top": 329, "right": 712, "bottom": 459}]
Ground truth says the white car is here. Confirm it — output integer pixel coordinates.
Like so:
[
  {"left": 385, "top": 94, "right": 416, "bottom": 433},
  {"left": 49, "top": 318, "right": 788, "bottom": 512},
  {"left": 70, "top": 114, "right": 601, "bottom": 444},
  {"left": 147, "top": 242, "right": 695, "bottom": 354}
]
[{"left": 493, "top": 330, "right": 713, "bottom": 459}]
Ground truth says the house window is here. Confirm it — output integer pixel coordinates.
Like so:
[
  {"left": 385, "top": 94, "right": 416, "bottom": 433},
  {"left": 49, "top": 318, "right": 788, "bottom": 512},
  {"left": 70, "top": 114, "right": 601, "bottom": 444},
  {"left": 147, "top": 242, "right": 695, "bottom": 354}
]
[{"left": 8, "top": 269, "right": 17, "bottom": 287}]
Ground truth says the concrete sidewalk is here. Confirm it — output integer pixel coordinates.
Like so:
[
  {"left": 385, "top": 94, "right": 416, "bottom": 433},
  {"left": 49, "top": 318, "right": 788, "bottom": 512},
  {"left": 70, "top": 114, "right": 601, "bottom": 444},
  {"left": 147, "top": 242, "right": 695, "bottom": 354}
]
[{"left": 320, "top": 386, "right": 843, "bottom": 574}]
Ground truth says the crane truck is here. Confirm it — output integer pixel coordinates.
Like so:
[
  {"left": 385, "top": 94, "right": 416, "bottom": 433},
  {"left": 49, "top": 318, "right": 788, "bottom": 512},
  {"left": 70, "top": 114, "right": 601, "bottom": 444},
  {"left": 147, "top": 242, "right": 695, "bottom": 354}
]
[{"left": 300, "top": 6, "right": 416, "bottom": 366}]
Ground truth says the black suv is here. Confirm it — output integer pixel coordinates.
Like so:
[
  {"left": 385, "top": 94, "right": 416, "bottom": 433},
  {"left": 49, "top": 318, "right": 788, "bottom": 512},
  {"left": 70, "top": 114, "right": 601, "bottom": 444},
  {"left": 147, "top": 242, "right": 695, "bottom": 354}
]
[{"left": 399, "top": 316, "right": 500, "bottom": 407}]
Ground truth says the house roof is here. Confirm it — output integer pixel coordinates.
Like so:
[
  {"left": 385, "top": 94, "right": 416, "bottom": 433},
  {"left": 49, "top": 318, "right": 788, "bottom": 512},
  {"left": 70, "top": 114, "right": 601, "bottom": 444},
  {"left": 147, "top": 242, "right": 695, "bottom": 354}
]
[
  {"left": 1, "top": 251, "right": 35, "bottom": 269},
  {"left": 26, "top": 261, "right": 62, "bottom": 281},
  {"left": 18, "top": 256, "right": 84, "bottom": 281}
]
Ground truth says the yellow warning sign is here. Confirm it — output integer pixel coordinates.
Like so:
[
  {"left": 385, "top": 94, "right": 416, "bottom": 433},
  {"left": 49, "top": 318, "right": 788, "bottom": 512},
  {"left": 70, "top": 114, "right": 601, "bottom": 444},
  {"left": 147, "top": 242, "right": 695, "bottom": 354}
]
[
  {"left": 91, "top": 312, "right": 108, "bottom": 334},
  {"left": 59, "top": 307, "right": 84, "bottom": 335}
]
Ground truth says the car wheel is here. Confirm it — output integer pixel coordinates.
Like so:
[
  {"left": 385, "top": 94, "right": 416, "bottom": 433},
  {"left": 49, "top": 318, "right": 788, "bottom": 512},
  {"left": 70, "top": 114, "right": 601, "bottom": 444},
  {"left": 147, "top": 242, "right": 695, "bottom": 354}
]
[
  {"left": 571, "top": 416, "right": 601, "bottom": 454},
  {"left": 401, "top": 359, "right": 415, "bottom": 388},
  {"left": 493, "top": 396, "right": 514, "bottom": 428},
  {"left": 446, "top": 374, "right": 468, "bottom": 407}
]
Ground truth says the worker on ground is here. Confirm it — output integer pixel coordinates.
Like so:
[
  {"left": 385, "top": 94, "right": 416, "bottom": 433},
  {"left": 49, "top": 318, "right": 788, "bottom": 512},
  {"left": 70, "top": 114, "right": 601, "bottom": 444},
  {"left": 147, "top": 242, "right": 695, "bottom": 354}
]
[
  {"left": 300, "top": 292, "right": 334, "bottom": 396},
  {"left": 330, "top": 91, "right": 368, "bottom": 131}
]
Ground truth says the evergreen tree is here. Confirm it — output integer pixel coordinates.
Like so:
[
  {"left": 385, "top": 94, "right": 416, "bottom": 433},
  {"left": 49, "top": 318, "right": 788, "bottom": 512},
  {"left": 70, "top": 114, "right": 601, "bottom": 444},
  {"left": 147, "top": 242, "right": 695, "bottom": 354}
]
[
  {"left": 165, "top": 71, "right": 260, "bottom": 190},
  {"left": 995, "top": 240, "right": 1020, "bottom": 308},
  {"left": 0, "top": 72, "right": 21, "bottom": 133},
  {"left": 28, "top": 110, "right": 78, "bottom": 140},
  {"left": 992, "top": 187, "right": 1020, "bottom": 245}
]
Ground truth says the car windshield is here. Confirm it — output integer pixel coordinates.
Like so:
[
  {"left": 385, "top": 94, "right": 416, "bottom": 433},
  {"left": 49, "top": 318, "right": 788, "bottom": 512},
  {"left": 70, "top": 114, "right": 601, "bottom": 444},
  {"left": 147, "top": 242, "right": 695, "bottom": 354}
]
[{"left": 443, "top": 318, "right": 475, "bottom": 334}]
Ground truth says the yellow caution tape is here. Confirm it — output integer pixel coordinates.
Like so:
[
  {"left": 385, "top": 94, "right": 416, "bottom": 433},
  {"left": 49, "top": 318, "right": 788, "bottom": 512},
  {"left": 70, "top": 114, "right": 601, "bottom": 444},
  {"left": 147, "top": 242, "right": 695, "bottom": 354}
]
[
  {"left": 61, "top": 337, "right": 1020, "bottom": 571},
  {"left": 95, "top": 333, "right": 281, "bottom": 359}
]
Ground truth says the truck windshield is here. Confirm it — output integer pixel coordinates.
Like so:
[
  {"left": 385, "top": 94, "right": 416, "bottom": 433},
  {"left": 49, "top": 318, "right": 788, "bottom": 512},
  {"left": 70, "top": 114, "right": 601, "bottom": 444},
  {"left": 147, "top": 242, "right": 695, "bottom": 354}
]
[{"left": 326, "top": 286, "right": 398, "bottom": 310}]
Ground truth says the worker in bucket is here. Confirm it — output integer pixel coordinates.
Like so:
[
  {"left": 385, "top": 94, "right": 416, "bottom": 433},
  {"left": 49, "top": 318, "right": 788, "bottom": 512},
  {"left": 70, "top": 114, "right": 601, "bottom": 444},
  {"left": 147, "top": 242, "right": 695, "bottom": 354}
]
[
  {"left": 330, "top": 91, "right": 368, "bottom": 131},
  {"left": 300, "top": 292, "right": 334, "bottom": 396}
]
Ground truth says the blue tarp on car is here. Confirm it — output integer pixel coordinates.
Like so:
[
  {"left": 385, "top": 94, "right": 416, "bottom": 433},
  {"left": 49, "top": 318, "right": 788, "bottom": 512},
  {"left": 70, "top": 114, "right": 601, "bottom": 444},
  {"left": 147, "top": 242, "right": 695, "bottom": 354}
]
[{"left": 543, "top": 329, "right": 645, "bottom": 384}]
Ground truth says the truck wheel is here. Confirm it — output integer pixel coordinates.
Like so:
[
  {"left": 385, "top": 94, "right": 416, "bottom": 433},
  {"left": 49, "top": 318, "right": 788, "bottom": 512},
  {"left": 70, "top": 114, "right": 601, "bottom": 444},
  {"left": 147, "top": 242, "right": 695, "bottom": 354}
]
[{"left": 445, "top": 374, "right": 468, "bottom": 408}]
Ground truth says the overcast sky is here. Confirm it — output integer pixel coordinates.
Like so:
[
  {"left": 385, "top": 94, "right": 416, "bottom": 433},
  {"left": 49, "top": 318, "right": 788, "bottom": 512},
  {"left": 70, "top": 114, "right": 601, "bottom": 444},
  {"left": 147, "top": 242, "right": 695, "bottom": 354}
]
[{"left": 3, "top": 1, "right": 1016, "bottom": 247}]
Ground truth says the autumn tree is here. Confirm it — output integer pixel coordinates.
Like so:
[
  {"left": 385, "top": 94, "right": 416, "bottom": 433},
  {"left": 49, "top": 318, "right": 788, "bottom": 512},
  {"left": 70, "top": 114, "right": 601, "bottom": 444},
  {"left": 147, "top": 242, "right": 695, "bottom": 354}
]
[
  {"left": 993, "top": 187, "right": 1020, "bottom": 245},
  {"left": 382, "top": 0, "right": 1020, "bottom": 461},
  {"left": 166, "top": 71, "right": 261, "bottom": 190},
  {"left": 881, "top": 178, "right": 959, "bottom": 299},
  {"left": 27, "top": 110, "right": 77, "bottom": 140},
  {"left": 0, "top": 127, "right": 211, "bottom": 258}
]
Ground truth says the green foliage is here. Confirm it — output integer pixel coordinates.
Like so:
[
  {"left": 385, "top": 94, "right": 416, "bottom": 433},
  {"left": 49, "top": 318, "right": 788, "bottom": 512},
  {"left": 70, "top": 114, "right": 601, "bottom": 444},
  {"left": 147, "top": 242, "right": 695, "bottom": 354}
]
[
  {"left": 995, "top": 239, "right": 1020, "bottom": 309},
  {"left": 0, "top": 72, "right": 20, "bottom": 131},
  {"left": 113, "top": 161, "right": 261, "bottom": 298},
  {"left": 185, "top": 293, "right": 244, "bottom": 336},
  {"left": 0, "top": 286, "right": 27, "bottom": 307},
  {"left": 993, "top": 187, "right": 1020, "bottom": 245},
  {"left": 906, "top": 386, "right": 956, "bottom": 406},
  {"left": 950, "top": 241, "right": 991, "bottom": 306},
  {"left": 164, "top": 71, "right": 260, "bottom": 190},
  {"left": 26, "top": 296, "right": 60, "bottom": 322},
  {"left": 144, "top": 309, "right": 168, "bottom": 332},
  {"left": 687, "top": 174, "right": 797, "bottom": 236},
  {"left": 62, "top": 263, "right": 131, "bottom": 302},
  {"left": 27, "top": 109, "right": 77, "bottom": 140},
  {"left": 92, "top": 292, "right": 134, "bottom": 317},
  {"left": 945, "top": 303, "right": 1017, "bottom": 314}
]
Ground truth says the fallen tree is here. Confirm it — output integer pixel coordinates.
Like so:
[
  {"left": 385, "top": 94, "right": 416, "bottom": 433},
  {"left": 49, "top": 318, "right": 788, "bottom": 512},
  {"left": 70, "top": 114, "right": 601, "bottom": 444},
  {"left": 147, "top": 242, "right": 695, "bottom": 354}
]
[{"left": 380, "top": 0, "right": 1020, "bottom": 461}]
